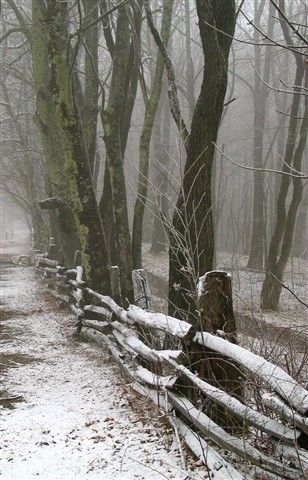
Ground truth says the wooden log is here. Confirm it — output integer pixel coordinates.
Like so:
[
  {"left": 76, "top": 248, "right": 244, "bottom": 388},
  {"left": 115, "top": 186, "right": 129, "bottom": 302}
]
[
  {"left": 57, "top": 267, "right": 77, "bottom": 277},
  {"left": 110, "top": 266, "right": 122, "bottom": 306},
  {"left": 71, "top": 289, "right": 83, "bottom": 304},
  {"left": 68, "top": 279, "right": 86, "bottom": 289},
  {"left": 127, "top": 305, "right": 191, "bottom": 338},
  {"left": 81, "top": 327, "right": 176, "bottom": 389},
  {"left": 274, "top": 444, "right": 308, "bottom": 474},
  {"left": 175, "top": 418, "right": 247, "bottom": 480},
  {"left": 164, "top": 358, "right": 300, "bottom": 443},
  {"left": 55, "top": 272, "right": 68, "bottom": 282},
  {"left": 111, "top": 321, "right": 158, "bottom": 362},
  {"left": 38, "top": 258, "right": 59, "bottom": 268},
  {"left": 194, "top": 332, "right": 308, "bottom": 416},
  {"left": 262, "top": 393, "right": 308, "bottom": 435},
  {"left": 70, "top": 304, "right": 84, "bottom": 318},
  {"left": 112, "top": 330, "right": 138, "bottom": 356},
  {"left": 43, "top": 267, "right": 58, "bottom": 275},
  {"left": 87, "top": 289, "right": 192, "bottom": 339},
  {"left": 167, "top": 391, "right": 300, "bottom": 479},
  {"left": 76, "top": 265, "right": 83, "bottom": 282},
  {"left": 86, "top": 288, "right": 128, "bottom": 324},
  {"left": 46, "top": 288, "right": 71, "bottom": 305},
  {"left": 41, "top": 275, "right": 64, "bottom": 286},
  {"left": 75, "top": 266, "right": 84, "bottom": 321},
  {"left": 110, "top": 321, "right": 183, "bottom": 364},
  {"left": 132, "top": 269, "right": 153, "bottom": 311},
  {"left": 84, "top": 305, "right": 113, "bottom": 322},
  {"left": 252, "top": 469, "right": 289, "bottom": 480},
  {"left": 133, "top": 365, "right": 176, "bottom": 389},
  {"left": 82, "top": 320, "right": 111, "bottom": 335},
  {"left": 131, "top": 269, "right": 156, "bottom": 353}
]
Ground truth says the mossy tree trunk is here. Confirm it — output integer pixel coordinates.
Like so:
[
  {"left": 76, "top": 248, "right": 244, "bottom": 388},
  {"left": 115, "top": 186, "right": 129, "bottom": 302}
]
[
  {"left": 31, "top": 0, "right": 110, "bottom": 291},
  {"left": 132, "top": 0, "right": 174, "bottom": 269},
  {"left": 101, "top": 3, "right": 134, "bottom": 299},
  {"left": 82, "top": 0, "right": 99, "bottom": 176},
  {"left": 31, "top": 0, "right": 80, "bottom": 265},
  {"left": 99, "top": 1, "right": 143, "bottom": 270}
]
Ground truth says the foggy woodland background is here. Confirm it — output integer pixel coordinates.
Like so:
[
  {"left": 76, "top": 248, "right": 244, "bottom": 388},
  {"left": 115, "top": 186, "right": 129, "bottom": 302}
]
[{"left": 0, "top": 0, "right": 307, "bottom": 318}]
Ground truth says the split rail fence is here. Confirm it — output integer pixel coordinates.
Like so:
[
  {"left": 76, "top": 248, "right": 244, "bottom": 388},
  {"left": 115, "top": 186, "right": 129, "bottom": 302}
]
[{"left": 35, "top": 239, "right": 308, "bottom": 480}]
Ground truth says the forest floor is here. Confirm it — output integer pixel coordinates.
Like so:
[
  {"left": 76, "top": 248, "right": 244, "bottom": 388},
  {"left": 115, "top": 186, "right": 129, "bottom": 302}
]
[
  {"left": 142, "top": 243, "right": 308, "bottom": 382},
  {"left": 0, "top": 238, "right": 206, "bottom": 480}
]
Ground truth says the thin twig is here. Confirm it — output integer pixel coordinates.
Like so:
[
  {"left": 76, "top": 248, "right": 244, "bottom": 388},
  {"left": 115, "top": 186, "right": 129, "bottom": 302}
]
[{"left": 271, "top": 274, "right": 308, "bottom": 308}]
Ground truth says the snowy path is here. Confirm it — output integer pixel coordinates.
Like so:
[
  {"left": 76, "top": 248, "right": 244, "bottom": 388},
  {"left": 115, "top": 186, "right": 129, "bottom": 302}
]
[{"left": 0, "top": 249, "right": 204, "bottom": 479}]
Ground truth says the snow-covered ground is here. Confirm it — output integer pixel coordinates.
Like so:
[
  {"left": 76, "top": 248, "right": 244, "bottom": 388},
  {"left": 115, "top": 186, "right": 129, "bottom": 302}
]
[
  {"left": 0, "top": 239, "right": 206, "bottom": 480},
  {"left": 142, "top": 243, "right": 308, "bottom": 382},
  {"left": 142, "top": 243, "right": 308, "bottom": 333}
]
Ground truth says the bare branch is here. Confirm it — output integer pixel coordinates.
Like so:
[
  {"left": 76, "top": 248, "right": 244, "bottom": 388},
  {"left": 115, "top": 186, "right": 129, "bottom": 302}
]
[
  {"left": 144, "top": 0, "right": 189, "bottom": 146},
  {"left": 213, "top": 143, "right": 308, "bottom": 179},
  {"left": 271, "top": 274, "right": 308, "bottom": 309}
]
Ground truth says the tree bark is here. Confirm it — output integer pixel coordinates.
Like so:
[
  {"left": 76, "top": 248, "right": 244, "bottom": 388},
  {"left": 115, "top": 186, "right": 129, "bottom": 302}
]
[
  {"left": 261, "top": 1, "right": 307, "bottom": 310},
  {"left": 82, "top": 0, "right": 99, "bottom": 174},
  {"left": 247, "top": 1, "right": 274, "bottom": 271},
  {"left": 132, "top": 0, "right": 174, "bottom": 269},
  {"left": 31, "top": 0, "right": 110, "bottom": 291},
  {"left": 151, "top": 94, "right": 171, "bottom": 254},
  {"left": 261, "top": 70, "right": 307, "bottom": 310},
  {"left": 168, "top": 1, "right": 236, "bottom": 320},
  {"left": 101, "top": 3, "right": 134, "bottom": 299}
]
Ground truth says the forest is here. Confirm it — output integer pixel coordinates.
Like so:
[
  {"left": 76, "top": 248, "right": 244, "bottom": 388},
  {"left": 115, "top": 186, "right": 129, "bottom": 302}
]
[
  {"left": 1, "top": 0, "right": 307, "bottom": 314},
  {"left": 0, "top": 1, "right": 307, "bottom": 479}
]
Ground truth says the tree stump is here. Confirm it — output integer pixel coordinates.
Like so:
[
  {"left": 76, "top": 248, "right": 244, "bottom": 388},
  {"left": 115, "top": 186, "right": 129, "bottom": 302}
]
[{"left": 187, "top": 271, "right": 244, "bottom": 433}]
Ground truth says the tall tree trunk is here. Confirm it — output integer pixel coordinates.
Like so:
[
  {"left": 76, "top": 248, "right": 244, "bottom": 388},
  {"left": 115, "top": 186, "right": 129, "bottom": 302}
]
[
  {"left": 99, "top": 0, "right": 143, "bottom": 268},
  {"left": 132, "top": 0, "right": 174, "bottom": 269},
  {"left": 184, "top": 0, "right": 195, "bottom": 124},
  {"left": 82, "top": 0, "right": 99, "bottom": 174},
  {"left": 31, "top": 0, "right": 80, "bottom": 265},
  {"left": 247, "top": 1, "right": 274, "bottom": 270},
  {"left": 261, "top": 70, "right": 307, "bottom": 310},
  {"left": 101, "top": 4, "right": 134, "bottom": 299},
  {"left": 168, "top": 0, "right": 236, "bottom": 320},
  {"left": 151, "top": 94, "right": 171, "bottom": 254},
  {"left": 261, "top": 0, "right": 307, "bottom": 310},
  {"left": 32, "top": 0, "right": 110, "bottom": 291}
]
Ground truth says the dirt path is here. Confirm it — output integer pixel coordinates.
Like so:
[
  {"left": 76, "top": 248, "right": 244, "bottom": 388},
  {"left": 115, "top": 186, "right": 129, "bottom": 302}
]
[{"left": 0, "top": 240, "right": 204, "bottom": 480}]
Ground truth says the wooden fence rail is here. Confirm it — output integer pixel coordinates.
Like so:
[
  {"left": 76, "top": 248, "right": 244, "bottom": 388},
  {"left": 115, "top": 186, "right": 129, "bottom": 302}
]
[{"left": 36, "top": 244, "right": 308, "bottom": 480}]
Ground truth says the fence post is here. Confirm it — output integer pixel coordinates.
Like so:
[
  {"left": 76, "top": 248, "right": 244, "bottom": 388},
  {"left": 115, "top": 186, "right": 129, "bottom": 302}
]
[
  {"left": 191, "top": 271, "right": 243, "bottom": 432},
  {"left": 131, "top": 269, "right": 159, "bottom": 368},
  {"left": 110, "top": 266, "right": 122, "bottom": 306},
  {"left": 197, "top": 271, "right": 236, "bottom": 338},
  {"left": 74, "top": 250, "right": 85, "bottom": 334},
  {"left": 47, "top": 237, "right": 58, "bottom": 260},
  {"left": 132, "top": 269, "right": 153, "bottom": 311}
]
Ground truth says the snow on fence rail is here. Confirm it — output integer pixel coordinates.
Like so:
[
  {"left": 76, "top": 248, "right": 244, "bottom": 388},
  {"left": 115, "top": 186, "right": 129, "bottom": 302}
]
[{"left": 36, "top": 244, "right": 308, "bottom": 480}]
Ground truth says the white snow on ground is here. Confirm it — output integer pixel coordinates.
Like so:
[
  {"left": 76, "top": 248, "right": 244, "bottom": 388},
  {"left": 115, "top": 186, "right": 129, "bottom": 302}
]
[
  {"left": 0, "top": 240, "right": 207, "bottom": 480},
  {"left": 142, "top": 243, "right": 308, "bottom": 334}
]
